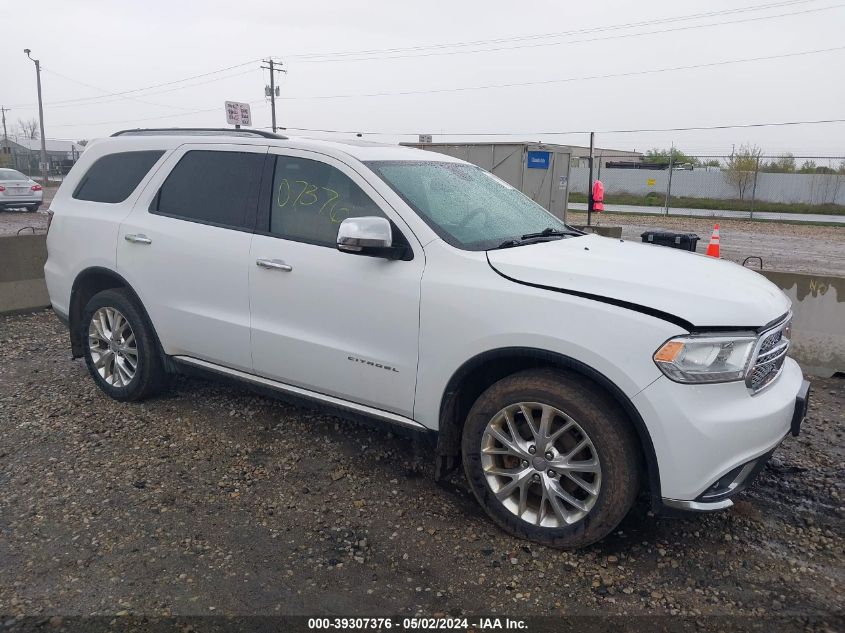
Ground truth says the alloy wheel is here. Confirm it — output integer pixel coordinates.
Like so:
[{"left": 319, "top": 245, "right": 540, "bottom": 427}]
[
  {"left": 480, "top": 402, "right": 602, "bottom": 528},
  {"left": 88, "top": 307, "right": 138, "bottom": 387}
]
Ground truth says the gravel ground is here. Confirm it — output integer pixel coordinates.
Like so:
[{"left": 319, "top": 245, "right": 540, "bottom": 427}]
[
  {"left": 568, "top": 211, "right": 845, "bottom": 276},
  {"left": 0, "top": 188, "right": 54, "bottom": 237},
  {"left": 0, "top": 311, "right": 843, "bottom": 624}
]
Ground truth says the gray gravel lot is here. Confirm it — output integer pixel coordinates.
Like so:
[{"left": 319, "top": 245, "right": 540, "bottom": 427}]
[
  {"left": 0, "top": 311, "right": 843, "bottom": 622},
  {"left": 567, "top": 211, "right": 845, "bottom": 276}
]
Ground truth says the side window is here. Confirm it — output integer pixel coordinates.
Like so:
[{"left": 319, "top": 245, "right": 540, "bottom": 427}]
[
  {"left": 73, "top": 150, "right": 164, "bottom": 203},
  {"left": 152, "top": 150, "right": 264, "bottom": 229},
  {"left": 269, "top": 155, "right": 386, "bottom": 246}
]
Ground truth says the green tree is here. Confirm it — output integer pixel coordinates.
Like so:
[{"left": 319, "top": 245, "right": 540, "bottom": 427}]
[
  {"left": 724, "top": 144, "right": 761, "bottom": 200},
  {"left": 644, "top": 147, "right": 699, "bottom": 166},
  {"left": 763, "top": 153, "right": 796, "bottom": 173}
]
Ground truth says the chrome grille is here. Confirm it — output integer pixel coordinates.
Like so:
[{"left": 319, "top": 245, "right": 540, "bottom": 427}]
[{"left": 746, "top": 315, "right": 791, "bottom": 393}]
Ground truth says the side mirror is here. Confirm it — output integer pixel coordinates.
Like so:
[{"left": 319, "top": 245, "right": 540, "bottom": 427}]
[{"left": 337, "top": 216, "right": 407, "bottom": 259}]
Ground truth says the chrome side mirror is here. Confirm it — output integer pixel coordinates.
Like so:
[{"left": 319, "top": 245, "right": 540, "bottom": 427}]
[{"left": 337, "top": 216, "right": 408, "bottom": 259}]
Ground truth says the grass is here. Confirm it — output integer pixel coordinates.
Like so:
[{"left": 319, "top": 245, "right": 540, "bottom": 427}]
[{"left": 568, "top": 192, "right": 845, "bottom": 216}]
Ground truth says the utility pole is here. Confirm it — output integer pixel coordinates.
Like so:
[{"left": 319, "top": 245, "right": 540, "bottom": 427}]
[
  {"left": 261, "top": 58, "right": 286, "bottom": 133},
  {"left": 0, "top": 106, "right": 9, "bottom": 163},
  {"left": 664, "top": 142, "right": 675, "bottom": 216},
  {"left": 24, "top": 49, "right": 49, "bottom": 185},
  {"left": 587, "top": 132, "right": 595, "bottom": 227}
]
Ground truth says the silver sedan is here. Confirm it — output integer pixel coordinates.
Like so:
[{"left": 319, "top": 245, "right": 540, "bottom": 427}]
[{"left": 0, "top": 168, "right": 43, "bottom": 211}]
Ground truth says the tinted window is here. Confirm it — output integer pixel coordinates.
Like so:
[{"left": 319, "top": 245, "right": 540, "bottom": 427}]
[
  {"left": 269, "top": 156, "right": 385, "bottom": 246},
  {"left": 73, "top": 151, "right": 164, "bottom": 203},
  {"left": 152, "top": 150, "right": 264, "bottom": 229}
]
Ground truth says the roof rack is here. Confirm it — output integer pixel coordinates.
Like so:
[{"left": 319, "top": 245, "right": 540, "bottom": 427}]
[{"left": 111, "top": 128, "right": 287, "bottom": 139}]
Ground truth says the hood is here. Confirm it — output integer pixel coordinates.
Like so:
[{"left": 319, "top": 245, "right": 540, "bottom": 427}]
[{"left": 486, "top": 234, "right": 790, "bottom": 329}]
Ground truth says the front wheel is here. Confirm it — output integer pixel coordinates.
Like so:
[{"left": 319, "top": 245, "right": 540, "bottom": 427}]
[
  {"left": 462, "top": 369, "right": 641, "bottom": 548},
  {"left": 81, "top": 288, "right": 165, "bottom": 402}
]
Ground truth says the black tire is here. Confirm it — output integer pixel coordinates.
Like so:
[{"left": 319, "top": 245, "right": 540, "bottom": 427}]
[
  {"left": 27, "top": 204, "right": 40, "bottom": 212},
  {"left": 462, "top": 369, "right": 641, "bottom": 549},
  {"left": 81, "top": 288, "right": 166, "bottom": 402}
]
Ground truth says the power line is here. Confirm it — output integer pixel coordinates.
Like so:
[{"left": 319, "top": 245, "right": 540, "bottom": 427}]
[
  {"left": 278, "top": 118, "right": 845, "bottom": 137},
  {"left": 287, "top": 0, "right": 817, "bottom": 60},
  {"left": 41, "top": 68, "right": 199, "bottom": 112},
  {"left": 276, "top": 45, "right": 845, "bottom": 101},
  {"left": 9, "top": 58, "right": 265, "bottom": 108},
  {"left": 292, "top": 2, "right": 845, "bottom": 63}
]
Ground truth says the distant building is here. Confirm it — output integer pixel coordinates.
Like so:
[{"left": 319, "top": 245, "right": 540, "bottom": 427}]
[
  {"left": 567, "top": 145, "right": 643, "bottom": 168},
  {"left": 0, "top": 136, "right": 86, "bottom": 174}
]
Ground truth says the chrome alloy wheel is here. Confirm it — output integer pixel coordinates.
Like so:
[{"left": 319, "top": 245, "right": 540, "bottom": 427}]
[
  {"left": 88, "top": 307, "right": 138, "bottom": 387},
  {"left": 480, "top": 402, "right": 602, "bottom": 527}
]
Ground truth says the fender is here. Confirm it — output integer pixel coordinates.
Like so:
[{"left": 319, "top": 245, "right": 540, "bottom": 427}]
[
  {"left": 68, "top": 266, "right": 172, "bottom": 370},
  {"left": 437, "top": 346, "right": 662, "bottom": 510}
]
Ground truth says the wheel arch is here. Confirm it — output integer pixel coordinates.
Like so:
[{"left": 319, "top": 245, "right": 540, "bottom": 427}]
[
  {"left": 68, "top": 267, "right": 168, "bottom": 368},
  {"left": 435, "top": 347, "right": 662, "bottom": 509}
]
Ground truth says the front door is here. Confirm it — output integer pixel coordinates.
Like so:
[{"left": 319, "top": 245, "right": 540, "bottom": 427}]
[{"left": 249, "top": 149, "right": 424, "bottom": 418}]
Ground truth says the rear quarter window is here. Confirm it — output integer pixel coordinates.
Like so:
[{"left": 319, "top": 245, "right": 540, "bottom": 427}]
[{"left": 73, "top": 150, "right": 164, "bottom": 203}]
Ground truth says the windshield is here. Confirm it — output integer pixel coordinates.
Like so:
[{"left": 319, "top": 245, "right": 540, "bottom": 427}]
[
  {"left": 0, "top": 169, "right": 29, "bottom": 181},
  {"left": 367, "top": 160, "right": 575, "bottom": 251}
]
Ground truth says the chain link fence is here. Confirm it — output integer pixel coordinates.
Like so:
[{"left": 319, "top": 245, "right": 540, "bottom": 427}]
[{"left": 569, "top": 155, "right": 845, "bottom": 219}]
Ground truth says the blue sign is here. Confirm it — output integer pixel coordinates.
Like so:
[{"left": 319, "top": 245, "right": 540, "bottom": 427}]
[{"left": 527, "top": 151, "right": 551, "bottom": 169}]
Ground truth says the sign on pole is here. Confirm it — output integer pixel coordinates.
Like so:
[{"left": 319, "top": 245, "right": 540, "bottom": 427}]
[
  {"left": 418, "top": 134, "right": 432, "bottom": 144},
  {"left": 225, "top": 101, "right": 252, "bottom": 127}
]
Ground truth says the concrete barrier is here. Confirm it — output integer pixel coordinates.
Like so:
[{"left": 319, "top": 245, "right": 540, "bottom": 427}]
[
  {"left": 0, "top": 234, "right": 50, "bottom": 315},
  {"left": 761, "top": 271, "right": 845, "bottom": 377}
]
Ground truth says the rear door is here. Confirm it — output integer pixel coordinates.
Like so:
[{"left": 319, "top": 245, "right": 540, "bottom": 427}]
[{"left": 117, "top": 143, "right": 267, "bottom": 371}]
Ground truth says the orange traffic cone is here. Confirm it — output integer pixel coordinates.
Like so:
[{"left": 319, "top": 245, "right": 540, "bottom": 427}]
[{"left": 705, "top": 223, "right": 720, "bottom": 258}]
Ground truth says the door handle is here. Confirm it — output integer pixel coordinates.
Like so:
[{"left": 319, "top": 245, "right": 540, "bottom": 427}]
[
  {"left": 125, "top": 233, "right": 152, "bottom": 245},
  {"left": 256, "top": 258, "right": 293, "bottom": 272}
]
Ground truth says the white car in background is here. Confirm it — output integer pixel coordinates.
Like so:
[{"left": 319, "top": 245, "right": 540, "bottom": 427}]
[
  {"left": 43, "top": 128, "right": 810, "bottom": 548},
  {"left": 0, "top": 168, "right": 43, "bottom": 212}
]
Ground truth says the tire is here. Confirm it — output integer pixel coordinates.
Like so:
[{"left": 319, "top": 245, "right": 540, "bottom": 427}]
[
  {"left": 27, "top": 204, "right": 40, "bottom": 212},
  {"left": 461, "top": 369, "right": 641, "bottom": 549},
  {"left": 81, "top": 288, "right": 165, "bottom": 402}
]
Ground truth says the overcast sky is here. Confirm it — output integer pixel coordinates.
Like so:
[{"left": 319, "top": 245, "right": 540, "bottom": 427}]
[{"left": 2, "top": 0, "right": 844, "bottom": 158}]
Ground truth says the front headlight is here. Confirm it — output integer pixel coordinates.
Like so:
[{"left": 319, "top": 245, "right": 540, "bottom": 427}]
[{"left": 653, "top": 334, "right": 757, "bottom": 384}]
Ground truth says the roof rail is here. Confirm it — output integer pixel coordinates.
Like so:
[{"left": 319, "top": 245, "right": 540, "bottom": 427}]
[{"left": 111, "top": 128, "right": 287, "bottom": 139}]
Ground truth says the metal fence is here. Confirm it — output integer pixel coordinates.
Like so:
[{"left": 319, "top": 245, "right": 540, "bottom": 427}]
[{"left": 569, "top": 155, "right": 845, "bottom": 219}]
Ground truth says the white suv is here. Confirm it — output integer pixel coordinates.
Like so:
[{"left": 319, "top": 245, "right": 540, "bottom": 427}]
[{"left": 44, "top": 128, "right": 810, "bottom": 548}]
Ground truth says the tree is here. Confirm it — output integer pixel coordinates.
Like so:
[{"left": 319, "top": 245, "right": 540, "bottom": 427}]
[
  {"left": 644, "top": 147, "right": 699, "bottom": 166},
  {"left": 701, "top": 158, "right": 721, "bottom": 168},
  {"left": 16, "top": 118, "right": 39, "bottom": 140},
  {"left": 77, "top": 139, "right": 89, "bottom": 147},
  {"left": 763, "top": 153, "right": 796, "bottom": 173},
  {"left": 724, "top": 144, "right": 761, "bottom": 200}
]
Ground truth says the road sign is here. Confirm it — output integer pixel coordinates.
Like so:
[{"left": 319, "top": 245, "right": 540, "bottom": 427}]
[
  {"left": 225, "top": 101, "right": 252, "bottom": 126},
  {"left": 418, "top": 134, "right": 432, "bottom": 144}
]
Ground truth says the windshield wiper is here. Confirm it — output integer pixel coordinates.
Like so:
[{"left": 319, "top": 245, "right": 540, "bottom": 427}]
[
  {"left": 493, "top": 227, "right": 583, "bottom": 249},
  {"left": 520, "top": 227, "right": 584, "bottom": 239}
]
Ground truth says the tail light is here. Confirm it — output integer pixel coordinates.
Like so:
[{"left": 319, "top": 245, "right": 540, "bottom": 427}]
[
  {"left": 0, "top": 185, "right": 5, "bottom": 192},
  {"left": 47, "top": 210, "right": 54, "bottom": 233},
  {"left": 32, "top": 184, "right": 43, "bottom": 191}
]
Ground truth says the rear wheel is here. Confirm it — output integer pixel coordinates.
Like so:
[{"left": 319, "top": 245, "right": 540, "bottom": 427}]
[
  {"left": 81, "top": 288, "right": 165, "bottom": 402},
  {"left": 462, "top": 369, "right": 641, "bottom": 548},
  {"left": 27, "top": 204, "right": 40, "bottom": 212}
]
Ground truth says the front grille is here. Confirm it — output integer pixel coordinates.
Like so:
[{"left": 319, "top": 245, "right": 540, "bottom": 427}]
[{"left": 746, "top": 315, "right": 791, "bottom": 393}]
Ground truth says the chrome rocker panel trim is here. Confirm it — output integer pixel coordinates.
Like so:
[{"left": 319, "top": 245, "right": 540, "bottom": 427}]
[{"left": 173, "top": 355, "right": 428, "bottom": 432}]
